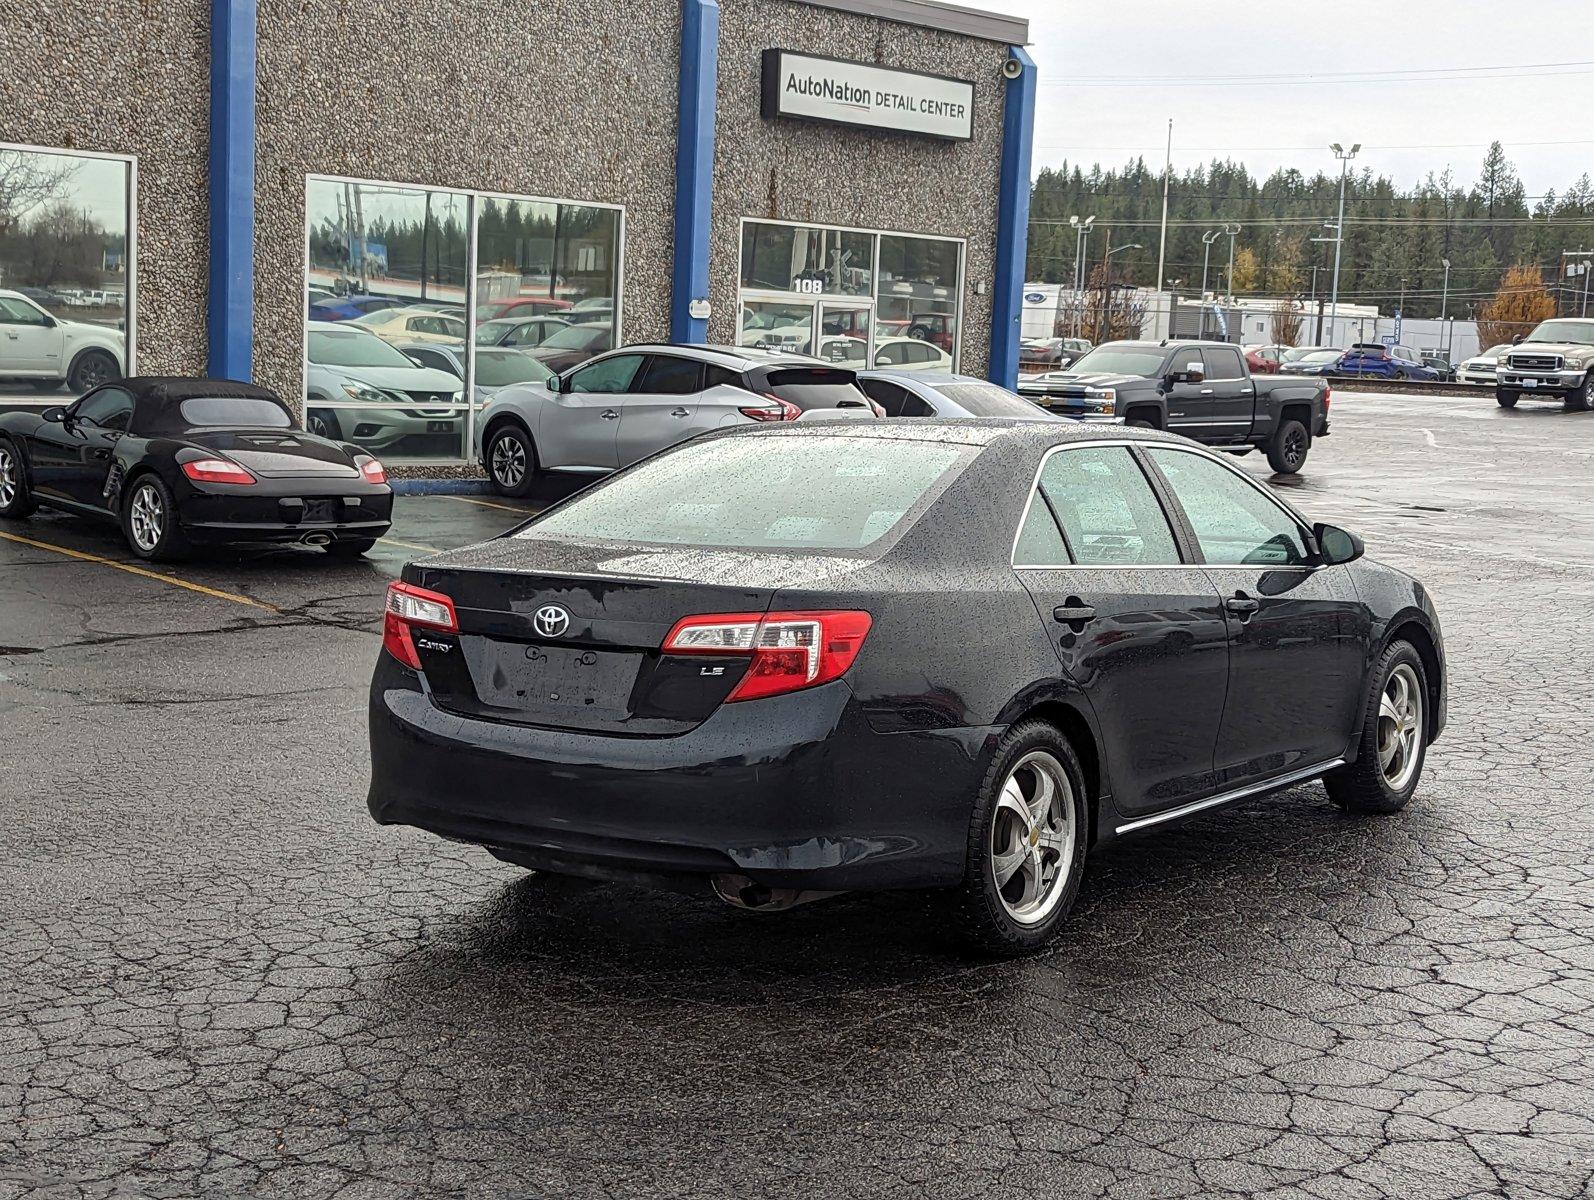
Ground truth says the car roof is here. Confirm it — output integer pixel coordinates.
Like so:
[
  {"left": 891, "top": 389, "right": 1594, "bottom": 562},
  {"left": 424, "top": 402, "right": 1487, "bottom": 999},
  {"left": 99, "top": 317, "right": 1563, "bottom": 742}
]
[
  {"left": 631, "top": 343, "right": 829, "bottom": 369},
  {"left": 857, "top": 370, "right": 989, "bottom": 388},
  {"left": 707, "top": 417, "right": 1192, "bottom": 452}
]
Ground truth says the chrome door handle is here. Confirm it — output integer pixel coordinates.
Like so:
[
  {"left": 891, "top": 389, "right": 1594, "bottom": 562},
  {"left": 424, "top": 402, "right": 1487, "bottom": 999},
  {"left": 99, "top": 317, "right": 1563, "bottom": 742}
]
[
  {"left": 1200, "top": 388, "right": 1214, "bottom": 395},
  {"left": 599, "top": 409, "right": 619, "bottom": 420},
  {"left": 1224, "top": 594, "right": 1260, "bottom": 618},
  {"left": 670, "top": 407, "right": 690, "bottom": 417}
]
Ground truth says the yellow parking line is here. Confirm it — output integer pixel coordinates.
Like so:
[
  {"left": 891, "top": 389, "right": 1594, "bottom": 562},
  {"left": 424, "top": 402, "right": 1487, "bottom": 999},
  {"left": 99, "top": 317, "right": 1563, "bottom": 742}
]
[
  {"left": 440, "top": 495, "right": 531, "bottom": 514},
  {"left": 379, "top": 536, "right": 441, "bottom": 553},
  {"left": 0, "top": 530, "right": 279, "bottom": 612}
]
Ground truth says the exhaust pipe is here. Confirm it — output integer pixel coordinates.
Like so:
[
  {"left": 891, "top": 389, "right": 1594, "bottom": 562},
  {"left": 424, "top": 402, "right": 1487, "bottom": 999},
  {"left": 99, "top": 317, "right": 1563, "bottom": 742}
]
[
  {"left": 300, "top": 531, "right": 333, "bottom": 546},
  {"left": 710, "top": 873, "right": 842, "bottom": 912}
]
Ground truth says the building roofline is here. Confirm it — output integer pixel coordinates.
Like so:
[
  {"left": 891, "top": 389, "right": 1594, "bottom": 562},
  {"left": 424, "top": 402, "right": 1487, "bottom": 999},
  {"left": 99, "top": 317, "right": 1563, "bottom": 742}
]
[{"left": 788, "top": 0, "right": 1029, "bottom": 46}]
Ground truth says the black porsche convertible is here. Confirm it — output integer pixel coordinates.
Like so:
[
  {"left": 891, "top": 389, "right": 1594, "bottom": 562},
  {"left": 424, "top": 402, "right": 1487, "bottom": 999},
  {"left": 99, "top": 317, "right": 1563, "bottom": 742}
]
[{"left": 0, "top": 377, "right": 393, "bottom": 561}]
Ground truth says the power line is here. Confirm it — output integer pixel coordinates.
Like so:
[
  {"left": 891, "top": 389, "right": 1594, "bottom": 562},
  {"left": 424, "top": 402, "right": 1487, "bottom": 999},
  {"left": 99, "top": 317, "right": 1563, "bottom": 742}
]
[
  {"left": 1050, "top": 59, "right": 1594, "bottom": 83},
  {"left": 1033, "top": 138, "right": 1594, "bottom": 153},
  {"left": 1043, "top": 63, "right": 1594, "bottom": 89}
]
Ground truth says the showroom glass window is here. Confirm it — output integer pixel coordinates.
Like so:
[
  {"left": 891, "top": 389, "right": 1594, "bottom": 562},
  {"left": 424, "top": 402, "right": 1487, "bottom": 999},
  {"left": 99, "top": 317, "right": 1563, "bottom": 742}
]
[
  {"left": 304, "top": 176, "right": 623, "bottom": 464},
  {"left": 0, "top": 143, "right": 134, "bottom": 398},
  {"left": 738, "top": 219, "right": 962, "bottom": 372}
]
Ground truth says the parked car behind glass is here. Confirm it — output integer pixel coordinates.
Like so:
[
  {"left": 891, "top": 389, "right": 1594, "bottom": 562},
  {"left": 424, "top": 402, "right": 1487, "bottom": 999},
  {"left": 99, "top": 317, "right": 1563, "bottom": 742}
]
[
  {"left": 0, "top": 289, "right": 126, "bottom": 393},
  {"left": 304, "top": 323, "right": 463, "bottom": 451},
  {"left": 1336, "top": 342, "right": 1440, "bottom": 381}
]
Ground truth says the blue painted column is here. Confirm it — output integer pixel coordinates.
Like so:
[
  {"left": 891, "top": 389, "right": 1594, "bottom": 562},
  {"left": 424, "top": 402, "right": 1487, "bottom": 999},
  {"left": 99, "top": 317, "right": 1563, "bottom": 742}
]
[
  {"left": 989, "top": 46, "right": 1036, "bottom": 390},
  {"left": 207, "top": 0, "right": 256, "bottom": 380},
  {"left": 671, "top": 0, "right": 720, "bottom": 343}
]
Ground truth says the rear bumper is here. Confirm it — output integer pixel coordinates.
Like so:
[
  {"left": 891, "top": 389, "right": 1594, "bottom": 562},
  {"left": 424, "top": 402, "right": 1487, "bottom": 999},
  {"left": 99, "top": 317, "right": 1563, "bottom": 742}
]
[
  {"left": 179, "top": 489, "right": 394, "bottom": 545},
  {"left": 366, "top": 657, "right": 990, "bottom": 892}
]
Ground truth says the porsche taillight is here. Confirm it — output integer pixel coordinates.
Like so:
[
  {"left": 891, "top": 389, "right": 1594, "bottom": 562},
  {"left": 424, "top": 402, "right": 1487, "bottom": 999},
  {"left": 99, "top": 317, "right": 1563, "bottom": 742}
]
[
  {"left": 662, "top": 610, "right": 872, "bottom": 702},
  {"left": 383, "top": 581, "right": 457, "bottom": 669},
  {"left": 355, "top": 454, "right": 387, "bottom": 484},
  {"left": 181, "top": 457, "right": 256, "bottom": 485}
]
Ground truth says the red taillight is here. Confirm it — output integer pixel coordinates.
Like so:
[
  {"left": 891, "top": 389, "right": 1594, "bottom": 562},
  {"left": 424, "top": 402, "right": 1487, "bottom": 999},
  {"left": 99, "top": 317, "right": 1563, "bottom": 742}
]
[
  {"left": 355, "top": 454, "right": 387, "bottom": 484},
  {"left": 181, "top": 457, "right": 256, "bottom": 485},
  {"left": 662, "top": 610, "right": 872, "bottom": 702},
  {"left": 866, "top": 399, "right": 887, "bottom": 418},
  {"left": 741, "top": 395, "right": 801, "bottom": 422},
  {"left": 382, "top": 581, "right": 457, "bottom": 669},
  {"left": 1323, "top": 386, "right": 1332, "bottom": 410}
]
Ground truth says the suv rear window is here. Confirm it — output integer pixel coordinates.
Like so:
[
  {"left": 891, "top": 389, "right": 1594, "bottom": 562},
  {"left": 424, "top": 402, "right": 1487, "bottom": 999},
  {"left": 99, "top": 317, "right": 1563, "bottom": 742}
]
[
  {"left": 520, "top": 435, "right": 968, "bottom": 552},
  {"left": 760, "top": 367, "right": 870, "bottom": 410}
]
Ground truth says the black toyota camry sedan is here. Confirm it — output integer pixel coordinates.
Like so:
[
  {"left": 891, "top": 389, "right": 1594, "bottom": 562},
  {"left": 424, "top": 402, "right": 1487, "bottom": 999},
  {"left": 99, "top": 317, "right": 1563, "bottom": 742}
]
[
  {"left": 368, "top": 421, "right": 1445, "bottom": 954},
  {"left": 0, "top": 377, "right": 393, "bottom": 560}
]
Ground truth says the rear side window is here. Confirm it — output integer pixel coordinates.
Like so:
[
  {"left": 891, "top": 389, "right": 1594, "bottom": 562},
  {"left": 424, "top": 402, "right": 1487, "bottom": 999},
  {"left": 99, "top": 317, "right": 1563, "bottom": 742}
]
[
  {"left": 703, "top": 365, "right": 745, "bottom": 391},
  {"left": 761, "top": 367, "right": 869, "bottom": 410},
  {"left": 522, "top": 435, "right": 968, "bottom": 552},
  {"left": 1202, "top": 347, "right": 1244, "bottom": 380},
  {"left": 1013, "top": 497, "right": 1071, "bottom": 566},
  {"left": 1033, "top": 446, "right": 1180, "bottom": 566},
  {"left": 638, "top": 356, "right": 703, "bottom": 395}
]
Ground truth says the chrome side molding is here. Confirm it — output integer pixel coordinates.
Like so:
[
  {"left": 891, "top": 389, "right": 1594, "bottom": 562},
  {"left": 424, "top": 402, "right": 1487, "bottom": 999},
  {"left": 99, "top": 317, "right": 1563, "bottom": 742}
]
[{"left": 1114, "top": 757, "right": 1346, "bottom": 836}]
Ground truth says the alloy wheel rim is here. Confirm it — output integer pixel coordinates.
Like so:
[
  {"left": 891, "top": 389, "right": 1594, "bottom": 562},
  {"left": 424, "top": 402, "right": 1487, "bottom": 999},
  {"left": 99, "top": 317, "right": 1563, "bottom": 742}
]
[
  {"left": 79, "top": 356, "right": 112, "bottom": 389},
  {"left": 492, "top": 435, "right": 526, "bottom": 487},
  {"left": 990, "top": 750, "right": 1076, "bottom": 926},
  {"left": 0, "top": 448, "right": 15, "bottom": 508},
  {"left": 308, "top": 413, "right": 330, "bottom": 437},
  {"left": 1285, "top": 427, "right": 1306, "bottom": 464},
  {"left": 129, "top": 485, "right": 163, "bottom": 551},
  {"left": 1377, "top": 663, "right": 1424, "bottom": 791}
]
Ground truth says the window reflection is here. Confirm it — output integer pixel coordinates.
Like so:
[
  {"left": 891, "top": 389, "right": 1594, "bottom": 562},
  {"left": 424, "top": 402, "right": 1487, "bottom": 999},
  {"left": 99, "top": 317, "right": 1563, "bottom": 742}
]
[
  {"left": 740, "top": 300, "right": 814, "bottom": 353},
  {"left": 740, "top": 223, "right": 873, "bottom": 296},
  {"left": 305, "top": 178, "right": 623, "bottom": 462},
  {"left": 0, "top": 145, "right": 131, "bottom": 399},
  {"left": 878, "top": 234, "right": 960, "bottom": 367}
]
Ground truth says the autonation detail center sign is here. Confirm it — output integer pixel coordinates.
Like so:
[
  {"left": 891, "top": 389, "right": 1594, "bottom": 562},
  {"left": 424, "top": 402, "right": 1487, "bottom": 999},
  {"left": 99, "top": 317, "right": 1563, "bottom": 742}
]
[{"left": 761, "top": 50, "right": 975, "bottom": 142}]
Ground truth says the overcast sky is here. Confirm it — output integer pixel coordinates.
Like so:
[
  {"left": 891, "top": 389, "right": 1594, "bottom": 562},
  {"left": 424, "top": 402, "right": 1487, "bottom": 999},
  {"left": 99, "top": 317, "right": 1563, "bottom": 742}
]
[{"left": 983, "top": 0, "right": 1594, "bottom": 196}]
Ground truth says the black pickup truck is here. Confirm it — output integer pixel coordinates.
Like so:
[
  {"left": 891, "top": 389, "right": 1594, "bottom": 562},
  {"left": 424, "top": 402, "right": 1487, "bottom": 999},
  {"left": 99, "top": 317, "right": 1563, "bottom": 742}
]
[{"left": 1017, "top": 339, "right": 1331, "bottom": 473}]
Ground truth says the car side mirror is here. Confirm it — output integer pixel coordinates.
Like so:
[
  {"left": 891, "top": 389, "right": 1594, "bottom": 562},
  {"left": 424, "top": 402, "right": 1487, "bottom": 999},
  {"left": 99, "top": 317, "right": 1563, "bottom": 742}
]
[
  {"left": 1170, "top": 362, "right": 1205, "bottom": 385},
  {"left": 41, "top": 405, "right": 67, "bottom": 423},
  {"left": 1512, "top": 333, "right": 1524, "bottom": 345},
  {"left": 1313, "top": 522, "right": 1364, "bottom": 566},
  {"left": 545, "top": 372, "right": 564, "bottom": 394}
]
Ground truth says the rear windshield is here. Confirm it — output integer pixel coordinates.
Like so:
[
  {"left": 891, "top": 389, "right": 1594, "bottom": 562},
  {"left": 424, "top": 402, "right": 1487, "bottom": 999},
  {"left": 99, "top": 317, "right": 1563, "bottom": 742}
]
[
  {"left": 935, "top": 383, "right": 1045, "bottom": 417},
  {"left": 541, "top": 323, "right": 608, "bottom": 350},
  {"left": 1297, "top": 350, "right": 1341, "bottom": 364},
  {"left": 177, "top": 397, "right": 293, "bottom": 429},
  {"left": 763, "top": 367, "right": 869, "bottom": 410},
  {"left": 520, "top": 434, "right": 968, "bottom": 552}
]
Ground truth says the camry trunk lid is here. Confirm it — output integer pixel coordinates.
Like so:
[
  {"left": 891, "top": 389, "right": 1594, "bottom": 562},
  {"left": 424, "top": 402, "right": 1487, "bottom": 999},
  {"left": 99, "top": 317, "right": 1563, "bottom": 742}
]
[
  {"left": 404, "top": 536, "right": 865, "bottom": 735},
  {"left": 187, "top": 429, "right": 360, "bottom": 478}
]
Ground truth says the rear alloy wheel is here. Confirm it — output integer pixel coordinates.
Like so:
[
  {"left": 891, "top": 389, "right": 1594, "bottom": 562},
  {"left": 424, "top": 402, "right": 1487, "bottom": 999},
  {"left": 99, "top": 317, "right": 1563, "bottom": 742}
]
[
  {"left": 1266, "top": 417, "right": 1310, "bottom": 474},
  {"left": 67, "top": 349, "right": 117, "bottom": 394},
  {"left": 1496, "top": 391, "right": 1519, "bottom": 409},
  {"left": 1325, "top": 642, "right": 1428, "bottom": 814},
  {"left": 0, "top": 440, "right": 37, "bottom": 518},
  {"left": 485, "top": 422, "right": 538, "bottom": 497},
  {"left": 951, "top": 721, "right": 1088, "bottom": 956},
  {"left": 122, "top": 476, "right": 189, "bottom": 561},
  {"left": 1564, "top": 373, "right": 1592, "bottom": 412}
]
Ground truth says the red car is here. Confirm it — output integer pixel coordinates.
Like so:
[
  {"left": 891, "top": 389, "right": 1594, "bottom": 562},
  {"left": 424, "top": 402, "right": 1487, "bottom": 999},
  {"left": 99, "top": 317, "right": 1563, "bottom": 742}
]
[
  {"left": 1246, "top": 345, "right": 1289, "bottom": 374},
  {"left": 477, "top": 296, "right": 574, "bottom": 321}
]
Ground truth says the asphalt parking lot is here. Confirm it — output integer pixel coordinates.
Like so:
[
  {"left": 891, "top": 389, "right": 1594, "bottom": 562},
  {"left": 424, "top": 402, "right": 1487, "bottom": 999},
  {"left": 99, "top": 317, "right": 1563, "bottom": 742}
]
[{"left": 2, "top": 394, "right": 1591, "bottom": 1199}]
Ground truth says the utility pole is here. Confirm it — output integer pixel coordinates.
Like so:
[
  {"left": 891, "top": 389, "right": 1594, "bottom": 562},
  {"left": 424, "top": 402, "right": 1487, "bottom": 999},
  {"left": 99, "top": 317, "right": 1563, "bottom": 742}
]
[
  {"left": 1155, "top": 118, "right": 1173, "bottom": 336},
  {"left": 1068, "top": 215, "right": 1096, "bottom": 338},
  {"left": 1327, "top": 142, "right": 1359, "bottom": 348}
]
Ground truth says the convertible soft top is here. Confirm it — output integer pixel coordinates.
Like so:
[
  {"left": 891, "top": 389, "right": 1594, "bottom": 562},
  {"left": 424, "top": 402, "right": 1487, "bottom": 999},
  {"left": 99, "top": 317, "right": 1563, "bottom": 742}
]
[{"left": 124, "top": 377, "right": 293, "bottom": 436}]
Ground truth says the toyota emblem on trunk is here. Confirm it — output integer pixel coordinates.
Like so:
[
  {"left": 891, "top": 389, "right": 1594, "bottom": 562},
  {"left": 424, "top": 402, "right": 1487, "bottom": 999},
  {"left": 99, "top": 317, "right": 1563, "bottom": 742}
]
[{"left": 533, "top": 604, "right": 572, "bottom": 638}]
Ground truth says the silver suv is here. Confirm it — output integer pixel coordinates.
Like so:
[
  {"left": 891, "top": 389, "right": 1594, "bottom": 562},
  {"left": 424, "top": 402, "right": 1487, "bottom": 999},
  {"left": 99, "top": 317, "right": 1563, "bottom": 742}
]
[{"left": 474, "top": 343, "right": 875, "bottom": 496}]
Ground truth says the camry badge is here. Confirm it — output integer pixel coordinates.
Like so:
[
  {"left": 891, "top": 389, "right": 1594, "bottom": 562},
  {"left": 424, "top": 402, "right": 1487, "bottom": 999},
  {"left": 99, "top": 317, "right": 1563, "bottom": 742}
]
[{"left": 533, "top": 604, "right": 572, "bottom": 638}]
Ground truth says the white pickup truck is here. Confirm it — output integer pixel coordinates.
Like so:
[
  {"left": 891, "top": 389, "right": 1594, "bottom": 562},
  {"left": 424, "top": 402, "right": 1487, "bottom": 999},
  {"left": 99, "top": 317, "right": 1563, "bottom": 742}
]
[{"left": 0, "top": 288, "right": 126, "bottom": 392}]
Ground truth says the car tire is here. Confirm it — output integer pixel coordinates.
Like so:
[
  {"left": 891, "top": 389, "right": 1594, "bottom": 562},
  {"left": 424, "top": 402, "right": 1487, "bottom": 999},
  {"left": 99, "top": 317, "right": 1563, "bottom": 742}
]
[
  {"left": 1497, "top": 391, "right": 1518, "bottom": 409},
  {"left": 950, "top": 720, "right": 1090, "bottom": 957},
  {"left": 324, "top": 537, "right": 378, "bottom": 558},
  {"left": 1324, "top": 640, "right": 1430, "bottom": 815},
  {"left": 484, "top": 421, "right": 539, "bottom": 497},
  {"left": 66, "top": 349, "right": 118, "bottom": 394},
  {"left": 1564, "top": 373, "right": 1592, "bottom": 412},
  {"left": 121, "top": 474, "right": 190, "bottom": 562},
  {"left": 1266, "top": 417, "right": 1310, "bottom": 474},
  {"left": 1393, "top": 369, "right": 1409, "bottom": 382},
  {"left": 0, "top": 438, "right": 37, "bottom": 519},
  {"left": 306, "top": 407, "right": 342, "bottom": 440}
]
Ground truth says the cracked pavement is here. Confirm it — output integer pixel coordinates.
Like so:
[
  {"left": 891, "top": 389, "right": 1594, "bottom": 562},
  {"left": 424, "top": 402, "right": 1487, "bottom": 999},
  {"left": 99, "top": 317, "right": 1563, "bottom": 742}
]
[{"left": 1, "top": 396, "right": 1591, "bottom": 1199}]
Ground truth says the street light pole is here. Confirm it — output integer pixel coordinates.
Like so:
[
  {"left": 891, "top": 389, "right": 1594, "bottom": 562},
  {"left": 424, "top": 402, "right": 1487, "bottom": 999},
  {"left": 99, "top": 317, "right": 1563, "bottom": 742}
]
[
  {"left": 1440, "top": 257, "right": 1451, "bottom": 354},
  {"left": 1155, "top": 118, "right": 1173, "bottom": 334},
  {"left": 1224, "top": 223, "right": 1241, "bottom": 307},
  {"left": 1328, "top": 142, "right": 1360, "bottom": 347},
  {"left": 1200, "top": 228, "right": 1221, "bottom": 337}
]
